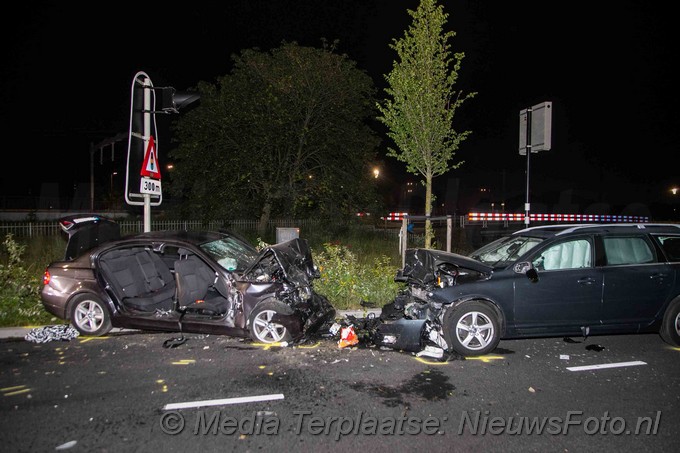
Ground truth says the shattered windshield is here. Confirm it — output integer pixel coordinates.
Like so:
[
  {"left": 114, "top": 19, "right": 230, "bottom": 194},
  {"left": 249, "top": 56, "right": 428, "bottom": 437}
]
[
  {"left": 199, "top": 236, "right": 259, "bottom": 271},
  {"left": 469, "top": 235, "right": 543, "bottom": 267}
]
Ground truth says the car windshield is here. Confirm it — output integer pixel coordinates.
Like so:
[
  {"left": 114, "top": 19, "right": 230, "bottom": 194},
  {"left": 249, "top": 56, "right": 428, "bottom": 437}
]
[
  {"left": 199, "top": 235, "right": 259, "bottom": 271},
  {"left": 469, "top": 235, "right": 543, "bottom": 267}
]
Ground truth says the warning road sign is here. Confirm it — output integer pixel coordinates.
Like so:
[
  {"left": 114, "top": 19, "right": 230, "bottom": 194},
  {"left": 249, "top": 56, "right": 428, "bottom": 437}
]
[{"left": 140, "top": 136, "right": 161, "bottom": 179}]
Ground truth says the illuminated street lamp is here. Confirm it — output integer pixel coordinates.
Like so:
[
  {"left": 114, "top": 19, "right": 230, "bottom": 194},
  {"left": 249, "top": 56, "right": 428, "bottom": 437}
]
[
  {"left": 373, "top": 168, "right": 380, "bottom": 179},
  {"left": 671, "top": 187, "right": 678, "bottom": 195}
]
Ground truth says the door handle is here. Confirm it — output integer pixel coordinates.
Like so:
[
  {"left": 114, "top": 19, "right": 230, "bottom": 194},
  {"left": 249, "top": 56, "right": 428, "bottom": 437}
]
[
  {"left": 650, "top": 273, "right": 667, "bottom": 280},
  {"left": 577, "top": 277, "right": 596, "bottom": 285}
]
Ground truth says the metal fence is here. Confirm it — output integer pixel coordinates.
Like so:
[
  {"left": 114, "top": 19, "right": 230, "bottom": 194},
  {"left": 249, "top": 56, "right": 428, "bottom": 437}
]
[
  {"left": 0, "top": 219, "right": 409, "bottom": 250},
  {"left": 0, "top": 218, "right": 322, "bottom": 238}
]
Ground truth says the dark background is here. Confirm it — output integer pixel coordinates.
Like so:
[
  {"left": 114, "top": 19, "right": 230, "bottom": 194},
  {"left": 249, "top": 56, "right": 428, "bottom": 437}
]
[{"left": 1, "top": 1, "right": 677, "bottom": 218}]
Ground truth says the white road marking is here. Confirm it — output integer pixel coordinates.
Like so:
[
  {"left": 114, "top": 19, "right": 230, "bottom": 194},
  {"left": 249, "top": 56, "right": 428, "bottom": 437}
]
[
  {"left": 163, "top": 393, "right": 285, "bottom": 410},
  {"left": 566, "top": 360, "right": 647, "bottom": 372}
]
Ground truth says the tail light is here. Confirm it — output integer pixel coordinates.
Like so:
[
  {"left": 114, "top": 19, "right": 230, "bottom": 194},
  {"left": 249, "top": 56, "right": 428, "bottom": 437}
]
[{"left": 43, "top": 269, "right": 51, "bottom": 285}]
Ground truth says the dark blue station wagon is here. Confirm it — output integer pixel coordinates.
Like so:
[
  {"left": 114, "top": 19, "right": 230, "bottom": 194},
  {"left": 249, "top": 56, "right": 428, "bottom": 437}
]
[{"left": 380, "top": 223, "right": 680, "bottom": 356}]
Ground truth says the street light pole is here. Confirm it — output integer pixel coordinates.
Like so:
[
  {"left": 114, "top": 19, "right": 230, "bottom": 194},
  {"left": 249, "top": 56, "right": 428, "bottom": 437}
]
[
  {"left": 524, "top": 107, "right": 532, "bottom": 227},
  {"left": 110, "top": 172, "right": 118, "bottom": 194},
  {"left": 519, "top": 101, "right": 551, "bottom": 227},
  {"left": 90, "top": 143, "right": 94, "bottom": 211}
]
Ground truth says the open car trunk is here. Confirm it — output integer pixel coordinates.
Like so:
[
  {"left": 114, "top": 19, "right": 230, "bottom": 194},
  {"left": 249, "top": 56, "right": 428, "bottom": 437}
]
[{"left": 59, "top": 215, "right": 121, "bottom": 260}]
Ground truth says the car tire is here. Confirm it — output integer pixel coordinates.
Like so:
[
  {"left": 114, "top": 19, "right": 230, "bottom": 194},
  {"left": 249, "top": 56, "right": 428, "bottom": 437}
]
[
  {"left": 70, "top": 294, "right": 112, "bottom": 336},
  {"left": 247, "top": 300, "right": 293, "bottom": 344},
  {"left": 660, "top": 299, "right": 680, "bottom": 346},
  {"left": 444, "top": 301, "right": 500, "bottom": 356}
]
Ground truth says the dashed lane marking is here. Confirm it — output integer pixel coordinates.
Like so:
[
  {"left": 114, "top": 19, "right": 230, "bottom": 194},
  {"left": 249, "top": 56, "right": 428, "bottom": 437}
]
[
  {"left": 465, "top": 355, "right": 505, "bottom": 363},
  {"left": 2, "top": 385, "right": 31, "bottom": 396},
  {"left": 172, "top": 359, "right": 196, "bottom": 365},
  {"left": 163, "top": 393, "right": 285, "bottom": 410},
  {"left": 566, "top": 360, "right": 647, "bottom": 372}
]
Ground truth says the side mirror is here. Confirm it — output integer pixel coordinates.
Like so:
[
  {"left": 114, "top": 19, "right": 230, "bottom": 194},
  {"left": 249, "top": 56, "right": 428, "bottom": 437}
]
[
  {"left": 514, "top": 261, "right": 539, "bottom": 283},
  {"left": 525, "top": 268, "right": 539, "bottom": 283}
]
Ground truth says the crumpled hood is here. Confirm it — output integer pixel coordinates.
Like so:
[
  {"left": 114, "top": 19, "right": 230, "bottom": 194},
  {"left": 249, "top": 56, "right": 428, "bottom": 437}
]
[
  {"left": 396, "top": 248, "right": 493, "bottom": 286},
  {"left": 243, "top": 238, "right": 319, "bottom": 287}
]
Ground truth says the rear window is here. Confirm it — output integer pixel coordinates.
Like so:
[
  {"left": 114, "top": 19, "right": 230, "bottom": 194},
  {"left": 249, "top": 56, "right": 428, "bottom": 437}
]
[{"left": 603, "top": 236, "right": 655, "bottom": 265}]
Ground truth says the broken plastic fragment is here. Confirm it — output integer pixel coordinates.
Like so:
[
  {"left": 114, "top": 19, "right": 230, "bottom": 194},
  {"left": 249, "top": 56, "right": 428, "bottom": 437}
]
[
  {"left": 381, "top": 335, "right": 397, "bottom": 345},
  {"left": 163, "top": 336, "right": 187, "bottom": 348},
  {"left": 585, "top": 344, "right": 605, "bottom": 352},
  {"left": 329, "top": 323, "right": 341, "bottom": 336},
  {"left": 56, "top": 440, "right": 77, "bottom": 450},
  {"left": 416, "top": 345, "right": 444, "bottom": 359},
  {"left": 427, "top": 326, "right": 448, "bottom": 349},
  {"left": 337, "top": 326, "right": 358, "bottom": 348}
]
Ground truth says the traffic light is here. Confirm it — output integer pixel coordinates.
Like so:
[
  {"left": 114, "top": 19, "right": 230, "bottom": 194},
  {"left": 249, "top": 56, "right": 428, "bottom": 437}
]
[{"left": 158, "top": 87, "right": 200, "bottom": 114}]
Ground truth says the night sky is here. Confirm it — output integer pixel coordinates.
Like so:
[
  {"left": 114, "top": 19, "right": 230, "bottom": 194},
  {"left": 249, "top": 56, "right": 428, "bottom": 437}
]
[{"left": 1, "top": 1, "right": 677, "bottom": 217}]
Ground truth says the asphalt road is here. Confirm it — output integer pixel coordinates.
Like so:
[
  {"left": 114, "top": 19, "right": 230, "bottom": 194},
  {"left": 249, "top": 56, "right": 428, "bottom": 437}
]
[{"left": 1, "top": 328, "right": 679, "bottom": 452}]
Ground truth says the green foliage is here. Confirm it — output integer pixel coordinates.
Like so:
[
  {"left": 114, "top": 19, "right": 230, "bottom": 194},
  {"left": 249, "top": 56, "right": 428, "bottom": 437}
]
[
  {"left": 0, "top": 234, "right": 55, "bottom": 327},
  {"left": 377, "top": 0, "right": 476, "bottom": 247},
  {"left": 313, "top": 241, "right": 404, "bottom": 310},
  {"left": 169, "top": 41, "right": 383, "bottom": 231}
]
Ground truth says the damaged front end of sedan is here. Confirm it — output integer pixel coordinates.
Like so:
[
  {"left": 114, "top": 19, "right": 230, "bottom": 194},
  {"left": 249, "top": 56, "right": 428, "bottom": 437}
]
[
  {"left": 242, "top": 238, "right": 337, "bottom": 342},
  {"left": 357, "top": 248, "right": 493, "bottom": 358}
]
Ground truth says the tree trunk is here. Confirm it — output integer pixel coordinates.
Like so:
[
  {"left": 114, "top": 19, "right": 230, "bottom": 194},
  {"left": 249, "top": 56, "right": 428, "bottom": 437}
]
[
  {"left": 425, "top": 174, "right": 433, "bottom": 249},
  {"left": 258, "top": 201, "right": 272, "bottom": 237}
]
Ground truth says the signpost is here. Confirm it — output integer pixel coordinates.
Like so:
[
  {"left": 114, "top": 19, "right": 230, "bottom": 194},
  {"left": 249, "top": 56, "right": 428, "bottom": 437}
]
[
  {"left": 519, "top": 101, "right": 552, "bottom": 226},
  {"left": 125, "top": 72, "right": 162, "bottom": 232},
  {"left": 122, "top": 71, "right": 199, "bottom": 233}
]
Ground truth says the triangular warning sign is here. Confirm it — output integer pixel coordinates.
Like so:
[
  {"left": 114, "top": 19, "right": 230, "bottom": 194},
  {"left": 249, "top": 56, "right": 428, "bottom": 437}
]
[{"left": 140, "top": 136, "right": 161, "bottom": 179}]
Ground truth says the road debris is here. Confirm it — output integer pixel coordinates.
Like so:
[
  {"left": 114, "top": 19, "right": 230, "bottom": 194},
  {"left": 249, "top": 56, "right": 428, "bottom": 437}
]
[{"left": 24, "top": 325, "right": 79, "bottom": 343}]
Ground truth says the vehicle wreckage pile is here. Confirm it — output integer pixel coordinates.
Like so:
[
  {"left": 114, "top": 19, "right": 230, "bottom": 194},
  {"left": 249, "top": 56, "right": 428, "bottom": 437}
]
[
  {"left": 300, "top": 295, "right": 465, "bottom": 362},
  {"left": 293, "top": 247, "right": 478, "bottom": 361}
]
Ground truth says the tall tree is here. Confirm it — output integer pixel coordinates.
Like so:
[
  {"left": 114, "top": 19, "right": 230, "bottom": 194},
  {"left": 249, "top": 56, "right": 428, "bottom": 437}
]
[
  {"left": 377, "top": 0, "right": 476, "bottom": 248},
  {"left": 169, "top": 41, "right": 381, "bottom": 233}
]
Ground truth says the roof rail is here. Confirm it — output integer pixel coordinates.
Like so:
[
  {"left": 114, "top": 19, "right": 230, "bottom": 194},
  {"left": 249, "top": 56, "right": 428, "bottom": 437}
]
[{"left": 515, "top": 223, "right": 680, "bottom": 236}]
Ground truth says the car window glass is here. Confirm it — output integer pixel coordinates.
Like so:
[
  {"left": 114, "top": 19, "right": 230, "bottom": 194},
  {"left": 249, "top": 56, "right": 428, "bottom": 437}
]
[
  {"left": 603, "top": 236, "right": 654, "bottom": 265},
  {"left": 163, "top": 245, "right": 180, "bottom": 256},
  {"left": 655, "top": 236, "right": 680, "bottom": 262},
  {"left": 200, "top": 236, "right": 259, "bottom": 271},
  {"left": 532, "top": 239, "right": 592, "bottom": 270},
  {"left": 471, "top": 236, "right": 542, "bottom": 266}
]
